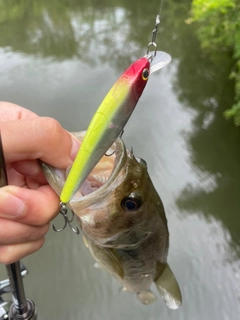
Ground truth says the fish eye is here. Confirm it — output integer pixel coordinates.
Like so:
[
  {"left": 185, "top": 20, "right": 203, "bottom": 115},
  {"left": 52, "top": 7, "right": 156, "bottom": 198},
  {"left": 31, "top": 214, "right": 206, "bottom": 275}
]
[
  {"left": 121, "top": 193, "right": 142, "bottom": 211},
  {"left": 142, "top": 68, "right": 149, "bottom": 81}
]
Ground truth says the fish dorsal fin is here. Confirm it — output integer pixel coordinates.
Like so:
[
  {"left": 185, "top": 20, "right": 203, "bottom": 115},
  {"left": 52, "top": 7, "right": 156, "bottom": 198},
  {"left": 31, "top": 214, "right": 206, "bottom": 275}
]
[{"left": 154, "top": 263, "right": 182, "bottom": 309}]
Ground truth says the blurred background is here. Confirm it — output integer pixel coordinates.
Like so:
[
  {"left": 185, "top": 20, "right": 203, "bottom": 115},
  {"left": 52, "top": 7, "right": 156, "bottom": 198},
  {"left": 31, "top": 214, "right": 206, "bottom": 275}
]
[{"left": 0, "top": 0, "right": 240, "bottom": 319}]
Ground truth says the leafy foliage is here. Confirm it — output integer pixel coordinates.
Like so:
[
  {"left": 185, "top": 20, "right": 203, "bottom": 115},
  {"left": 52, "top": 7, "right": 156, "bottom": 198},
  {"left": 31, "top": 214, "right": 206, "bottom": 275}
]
[{"left": 190, "top": 0, "right": 240, "bottom": 125}]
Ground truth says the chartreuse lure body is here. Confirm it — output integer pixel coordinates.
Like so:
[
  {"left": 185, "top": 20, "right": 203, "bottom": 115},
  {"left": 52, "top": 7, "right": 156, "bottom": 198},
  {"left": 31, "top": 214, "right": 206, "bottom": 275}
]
[{"left": 60, "top": 57, "right": 150, "bottom": 204}]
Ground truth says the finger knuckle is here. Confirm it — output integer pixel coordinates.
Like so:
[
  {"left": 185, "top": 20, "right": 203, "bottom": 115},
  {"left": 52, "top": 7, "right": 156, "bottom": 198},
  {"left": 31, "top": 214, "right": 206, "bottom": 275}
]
[
  {"left": 39, "top": 117, "right": 63, "bottom": 144},
  {"left": 35, "top": 237, "right": 45, "bottom": 250},
  {"left": 29, "top": 224, "right": 50, "bottom": 241}
]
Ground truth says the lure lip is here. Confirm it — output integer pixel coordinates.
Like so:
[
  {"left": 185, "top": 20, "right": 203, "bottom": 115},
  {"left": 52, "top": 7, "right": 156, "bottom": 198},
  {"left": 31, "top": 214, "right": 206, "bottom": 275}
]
[{"left": 147, "top": 51, "right": 172, "bottom": 74}]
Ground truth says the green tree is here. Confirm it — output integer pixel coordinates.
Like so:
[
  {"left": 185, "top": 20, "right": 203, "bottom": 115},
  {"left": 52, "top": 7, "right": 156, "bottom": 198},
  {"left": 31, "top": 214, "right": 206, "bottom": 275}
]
[{"left": 190, "top": 0, "right": 240, "bottom": 126}]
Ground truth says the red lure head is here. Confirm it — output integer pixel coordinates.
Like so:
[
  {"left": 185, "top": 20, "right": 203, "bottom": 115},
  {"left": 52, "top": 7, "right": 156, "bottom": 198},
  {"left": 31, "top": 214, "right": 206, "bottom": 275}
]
[{"left": 122, "top": 57, "right": 150, "bottom": 101}]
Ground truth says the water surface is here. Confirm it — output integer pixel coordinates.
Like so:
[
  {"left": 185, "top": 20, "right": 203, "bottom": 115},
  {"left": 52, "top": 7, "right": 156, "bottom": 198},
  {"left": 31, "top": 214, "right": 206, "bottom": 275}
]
[{"left": 0, "top": 1, "right": 240, "bottom": 319}]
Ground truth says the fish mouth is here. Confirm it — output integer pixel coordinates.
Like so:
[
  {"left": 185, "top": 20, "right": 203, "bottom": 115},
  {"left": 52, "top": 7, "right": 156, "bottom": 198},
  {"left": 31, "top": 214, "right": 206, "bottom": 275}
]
[
  {"left": 71, "top": 132, "right": 127, "bottom": 203},
  {"left": 41, "top": 131, "right": 128, "bottom": 208}
]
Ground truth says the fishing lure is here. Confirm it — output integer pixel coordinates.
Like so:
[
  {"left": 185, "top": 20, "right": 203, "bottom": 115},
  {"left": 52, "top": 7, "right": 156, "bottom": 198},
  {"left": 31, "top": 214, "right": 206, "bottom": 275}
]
[{"left": 60, "top": 15, "right": 171, "bottom": 208}]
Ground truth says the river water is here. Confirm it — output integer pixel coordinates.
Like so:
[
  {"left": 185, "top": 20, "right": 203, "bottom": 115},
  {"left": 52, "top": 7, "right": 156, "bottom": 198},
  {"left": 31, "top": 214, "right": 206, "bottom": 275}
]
[{"left": 0, "top": 1, "right": 240, "bottom": 320}]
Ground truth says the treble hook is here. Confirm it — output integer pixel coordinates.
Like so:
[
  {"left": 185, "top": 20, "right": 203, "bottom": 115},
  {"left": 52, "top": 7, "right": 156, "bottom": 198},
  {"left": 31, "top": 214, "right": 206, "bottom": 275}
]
[
  {"left": 146, "top": 15, "right": 160, "bottom": 61},
  {"left": 53, "top": 202, "right": 80, "bottom": 234},
  {"left": 105, "top": 149, "right": 115, "bottom": 157},
  {"left": 130, "top": 146, "right": 134, "bottom": 158},
  {"left": 105, "top": 129, "right": 124, "bottom": 157},
  {"left": 119, "top": 129, "right": 124, "bottom": 138}
]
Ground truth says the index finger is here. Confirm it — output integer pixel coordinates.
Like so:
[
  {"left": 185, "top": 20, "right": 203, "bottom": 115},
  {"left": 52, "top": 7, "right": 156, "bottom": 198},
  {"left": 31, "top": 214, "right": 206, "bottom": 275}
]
[
  {"left": 1, "top": 117, "right": 79, "bottom": 169},
  {"left": 0, "top": 101, "right": 38, "bottom": 121}
]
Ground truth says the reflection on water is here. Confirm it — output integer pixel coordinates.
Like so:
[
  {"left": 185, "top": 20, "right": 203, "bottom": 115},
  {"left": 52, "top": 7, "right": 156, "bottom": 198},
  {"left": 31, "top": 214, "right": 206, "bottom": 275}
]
[{"left": 0, "top": 0, "right": 240, "bottom": 319}]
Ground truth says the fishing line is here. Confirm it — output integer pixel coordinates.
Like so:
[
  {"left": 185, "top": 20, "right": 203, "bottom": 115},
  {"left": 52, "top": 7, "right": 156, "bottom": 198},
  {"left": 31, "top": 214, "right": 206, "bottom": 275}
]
[{"left": 158, "top": 0, "right": 165, "bottom": 17}]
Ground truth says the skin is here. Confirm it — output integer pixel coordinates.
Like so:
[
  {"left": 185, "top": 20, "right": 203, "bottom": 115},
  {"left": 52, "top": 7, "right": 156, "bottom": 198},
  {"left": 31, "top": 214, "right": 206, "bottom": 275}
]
[{"left": 0, "top": 101, "right": 80, "bottom": 264}]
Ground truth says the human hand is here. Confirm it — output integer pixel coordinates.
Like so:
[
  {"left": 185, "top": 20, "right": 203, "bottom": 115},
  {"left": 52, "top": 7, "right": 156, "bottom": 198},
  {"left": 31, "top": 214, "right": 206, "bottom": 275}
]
[{"left": 0, "top": 102, "right": 80, "bottom": 264}]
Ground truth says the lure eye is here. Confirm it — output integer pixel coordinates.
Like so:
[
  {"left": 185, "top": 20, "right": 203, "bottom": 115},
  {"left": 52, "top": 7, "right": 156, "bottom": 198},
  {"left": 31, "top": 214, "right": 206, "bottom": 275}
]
[
  {"left": 142, "top": 68, "right": 149, "bottom": 81},
  {"left": 121, "top": 193, "right": 142, "bottom": 211}
]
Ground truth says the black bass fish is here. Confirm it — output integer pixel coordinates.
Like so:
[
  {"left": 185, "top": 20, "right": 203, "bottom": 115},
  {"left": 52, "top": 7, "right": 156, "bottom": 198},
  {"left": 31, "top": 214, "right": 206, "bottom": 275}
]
[{"left": 41, "top": 131, "right": 182, "bottom": 309}]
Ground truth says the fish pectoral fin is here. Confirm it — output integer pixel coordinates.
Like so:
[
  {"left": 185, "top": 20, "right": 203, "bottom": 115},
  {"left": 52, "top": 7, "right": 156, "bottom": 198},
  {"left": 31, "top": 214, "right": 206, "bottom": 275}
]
[
  {"left": 86, "top": 237, "right": 124, "bottom": 279},
  {"left": 101, "top": 248, "right": 124, "bottom": 279},
  {"left": 154, "top": 263, "right": 182, "bottom": 310},
  {"left": 137, "top": 290, "right": 157, "bottom": 305}
]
